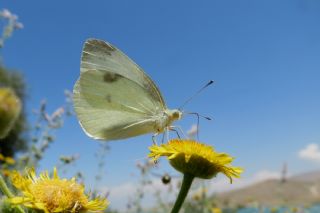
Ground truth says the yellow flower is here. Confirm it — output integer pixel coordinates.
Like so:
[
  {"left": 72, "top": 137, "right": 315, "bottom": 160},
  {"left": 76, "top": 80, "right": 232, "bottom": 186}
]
[
  {"left": 291, "top": 207, "right": 298, "bottom": 213},
  {"left": 149, "top": 139, "right": 243, "bottom": 182},
  {"left": 0, "top": 154, "right": 15, "bottom": 165},
  {"left": 0, "top": 88, "right": 21, "bottom": 139},
  {"left": 1, "top": 169, "right": 13, "bottom": 177},
  {"left": 191, "top": 187, "right": 207, "bottom": 201},
  {"left": 4, "top": 156, "right": 15, "bottom": 165},
  {"left": 211, "top": 207, "right": 222, "bottom": 213},
  {"left": 9, "top": 168, "right": 108, "bottom": 213}
]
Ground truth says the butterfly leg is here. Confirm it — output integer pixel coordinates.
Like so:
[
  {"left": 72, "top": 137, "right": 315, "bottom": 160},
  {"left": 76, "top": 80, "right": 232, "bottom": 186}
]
[
  {"left": 161, "top": 131, "right": 166, "bottom": 144},
  {"left": 166, "top": 127, "right": 170, "bottom": 142},
  {"left": 170, "top": 126, "right": 187, "bottom": 139},
  {"left": 159, "top": 128, "right": 170, "bottom": 144},
  {"left": 169, "top": 127, "right": 181, "bottom": 139},
  {"left": 152, "top": 133, "right": 159, "bottom": 145},
  {"left": 152, "top": 133, "right": 160, "bottom": 164}
]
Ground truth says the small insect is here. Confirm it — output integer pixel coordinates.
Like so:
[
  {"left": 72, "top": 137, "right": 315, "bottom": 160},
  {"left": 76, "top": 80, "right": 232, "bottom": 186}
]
[
  {"left": 151, "top": 171, "right": 181, "bottom": 185},
  {"left": 73, "top": 39, "right": 212, "bottom": 142},
  {"left": 161, "top": 173, "right": 172, "bottom": 185}
]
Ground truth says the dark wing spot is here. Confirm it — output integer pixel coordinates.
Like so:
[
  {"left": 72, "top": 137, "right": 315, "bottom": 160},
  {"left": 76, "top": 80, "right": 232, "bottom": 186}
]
[
  {"left": 103, "top": 72, "right": 122, "bottom": 83},
  {"left": 106, "top": 94, "right": 112, "bottom": 103}
]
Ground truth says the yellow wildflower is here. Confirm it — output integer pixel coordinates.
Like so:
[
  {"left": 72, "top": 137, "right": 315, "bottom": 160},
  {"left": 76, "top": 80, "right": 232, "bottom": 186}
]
[
  {"left": 1, "top": 169, "right": 12, "bottom": 177},
  {"left": 4, "top": 156, "right": 15, "bottom": 165},
  {"left": 9, "top": 168, "right": 108, "bottom": 213},
  {"left": 211, "top": 207, "right": 222, "bottom": 213},
  {"left": 149, "top": 139, "right": 243, "bottom": 182},
  {"left": 0, "top": 88, "right": 21, "bottom": 139},
  {"left": 0, "top": 154, "right": 15, "bottom": 165},
  {"left": 192, "top": 187, "right": 207, "bottom": 201}
]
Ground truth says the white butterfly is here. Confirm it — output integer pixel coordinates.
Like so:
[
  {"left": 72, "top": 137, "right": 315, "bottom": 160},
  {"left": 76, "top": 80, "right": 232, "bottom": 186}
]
[{"left": 73, "top": 39, "right": 182, "bottom": 141}]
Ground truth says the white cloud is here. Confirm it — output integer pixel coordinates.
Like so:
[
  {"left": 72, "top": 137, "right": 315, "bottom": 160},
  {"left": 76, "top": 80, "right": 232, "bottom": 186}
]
[{"left": 298, "top": 143, "right": 320, "bottom": 162}]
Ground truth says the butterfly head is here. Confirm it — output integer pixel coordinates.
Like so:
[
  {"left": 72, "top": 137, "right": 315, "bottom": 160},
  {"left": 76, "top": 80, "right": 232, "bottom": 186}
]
[{"left": 167, "top": 109, "right": 182, "bottom": 121}]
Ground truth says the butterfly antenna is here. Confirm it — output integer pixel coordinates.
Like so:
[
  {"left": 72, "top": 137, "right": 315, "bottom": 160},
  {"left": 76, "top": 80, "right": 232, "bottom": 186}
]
[
  {"left": 186, "top": 112, "right": 212, "bottom": 140},
  {"left": 178, "top": 80, "right": 214, "bottom": 110},
  {"left": 187, "top": 112, "right": 212, "bottom": 121}
]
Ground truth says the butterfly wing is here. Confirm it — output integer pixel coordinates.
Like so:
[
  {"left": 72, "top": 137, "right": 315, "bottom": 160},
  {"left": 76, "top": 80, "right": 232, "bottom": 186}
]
[
  {"left": 81, "top": 39, "right": 166, "bottom": 107},
  {"left": 73, "top": 39, "right": 166, "bottom": 141}
]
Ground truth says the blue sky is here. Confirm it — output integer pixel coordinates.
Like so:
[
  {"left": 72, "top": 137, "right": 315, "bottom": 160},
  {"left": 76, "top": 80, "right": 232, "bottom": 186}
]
[{"left": 1, "top": 0, "right": 320, "bottom": 209}]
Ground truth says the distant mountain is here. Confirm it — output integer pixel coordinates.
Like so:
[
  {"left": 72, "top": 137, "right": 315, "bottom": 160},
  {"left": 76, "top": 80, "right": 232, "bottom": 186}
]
[
  {"left": 214, "top": 170, "right": 320, "bottom": 207},
  {"left": 291, "top": 170, "right": 320, "bottom": 182}
]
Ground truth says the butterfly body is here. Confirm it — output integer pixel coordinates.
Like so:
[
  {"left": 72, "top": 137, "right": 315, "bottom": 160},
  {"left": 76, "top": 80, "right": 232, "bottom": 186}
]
[
  {"left": 153, "top": 109, "right": 182, "bottom": 133},
  {"left": 73, "top": 39, "right": 182, "bottom": 141}
]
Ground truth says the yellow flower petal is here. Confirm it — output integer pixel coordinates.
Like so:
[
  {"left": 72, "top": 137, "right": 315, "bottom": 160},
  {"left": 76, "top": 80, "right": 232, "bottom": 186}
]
[{"left": 9, "top": 197, "right": 31, "bottom": 204}]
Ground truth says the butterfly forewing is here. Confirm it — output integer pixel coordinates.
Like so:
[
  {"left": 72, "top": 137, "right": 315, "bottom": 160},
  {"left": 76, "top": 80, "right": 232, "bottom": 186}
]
[{"left": 81, "top": 39, "right": 166, "bottom": 108}]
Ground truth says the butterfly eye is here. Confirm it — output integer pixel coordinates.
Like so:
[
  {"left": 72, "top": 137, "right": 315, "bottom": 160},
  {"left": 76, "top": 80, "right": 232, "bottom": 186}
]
[{"left": 172, "top": 111, "right": 180, "bottom": 119}]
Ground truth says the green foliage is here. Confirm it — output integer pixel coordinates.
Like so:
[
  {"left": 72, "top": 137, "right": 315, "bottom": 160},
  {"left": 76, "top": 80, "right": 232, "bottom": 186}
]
[
  {"left": 0, "top": 200, "right": 20, "bottom": 213},
  {"left": 0, "top": 66, "right": 28, "bottom": 157}
]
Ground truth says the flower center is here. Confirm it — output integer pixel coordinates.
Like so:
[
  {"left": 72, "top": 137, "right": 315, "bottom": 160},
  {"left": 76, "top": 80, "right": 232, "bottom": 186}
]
[{"left": 31, "top": 179, "right": 88, "bottom": 212}]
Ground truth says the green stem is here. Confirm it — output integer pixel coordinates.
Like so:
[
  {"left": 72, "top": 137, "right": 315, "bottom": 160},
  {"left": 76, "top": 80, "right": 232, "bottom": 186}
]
[
  {"left": 0, "top": 174, "right": 14, "bottom": 198},
  {"left": 171, "top": 173, "right": 195, "bottom": 213},
  {"left": 0, "top": 174, "right": 25, "bottom": 213}
]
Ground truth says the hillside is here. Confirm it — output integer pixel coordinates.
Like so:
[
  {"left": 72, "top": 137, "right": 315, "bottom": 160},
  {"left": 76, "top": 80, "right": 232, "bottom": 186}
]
[{"left": 214, "top": 171, "right": 320, "bottom": 207}]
